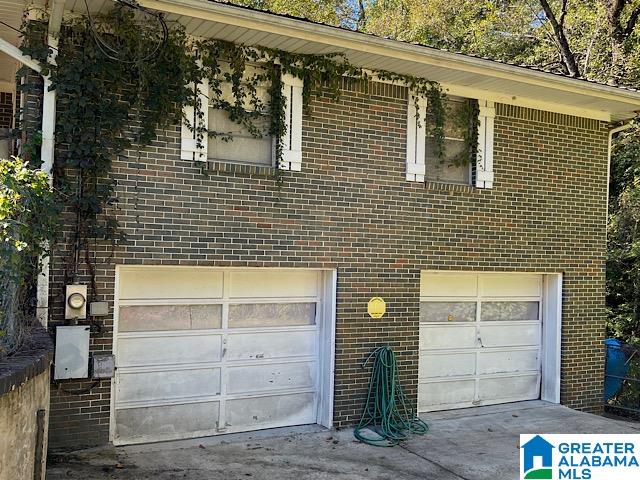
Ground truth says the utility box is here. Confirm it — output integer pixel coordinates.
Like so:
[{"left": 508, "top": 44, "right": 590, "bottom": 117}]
[
  {"left": 89, "top": 301, "right": 109, "bottom": 317},
  {"left": 54, "top": 326, "right": 90, "bottom": 380},
  {"left": 91, "top": 354, "right": 115, "bottom": 379}
]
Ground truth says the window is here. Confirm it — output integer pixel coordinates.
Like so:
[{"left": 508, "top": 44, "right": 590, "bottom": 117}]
[
  {"left": 181, "top": 67, "right": 303, "bottom": 171},
  {"left": 208, "top": 65, "right": 273, "bottom": 166},
  {"left": 406, "top": 94, "right": 494, "bottom": 188},
  {"left": 425, "top": 97, "right": 472, "bottom": 185}
]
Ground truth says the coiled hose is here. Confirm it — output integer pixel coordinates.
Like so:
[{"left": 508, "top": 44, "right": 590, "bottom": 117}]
[{"left": 354, "top": 346, "right": 429, "bottom": 446}]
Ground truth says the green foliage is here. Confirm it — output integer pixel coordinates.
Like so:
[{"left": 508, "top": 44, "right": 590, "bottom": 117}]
[
  {"left": 608, "top": 124, "right": 640, "bottom": 344},
  {"left": 0, "top": 157, "right": 58, "bottom": 355},
  {"left": 234, "top": 0, "right": 354, "bottom": 26}
]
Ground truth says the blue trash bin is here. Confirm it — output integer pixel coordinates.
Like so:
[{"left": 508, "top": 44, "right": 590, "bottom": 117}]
[{"left": 604, "top": 338, "right": 628, "bottom": 401}]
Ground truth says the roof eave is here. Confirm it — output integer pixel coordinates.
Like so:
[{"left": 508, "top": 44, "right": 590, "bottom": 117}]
[{"left": 138, "top": 0, "right": 640, "bottom": 120}]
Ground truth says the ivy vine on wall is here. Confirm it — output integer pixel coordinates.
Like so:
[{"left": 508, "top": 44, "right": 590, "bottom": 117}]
[{"left": 20, "top": 4, "right": 477, "bottom": 291}]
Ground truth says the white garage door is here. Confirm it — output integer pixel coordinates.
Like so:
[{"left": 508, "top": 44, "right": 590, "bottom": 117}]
[
  {"left": 112, "top": 268, "right": 327, "bottom": 445},
  {"left": 418, "top": 272, "right": 542, "bottom": 412}
]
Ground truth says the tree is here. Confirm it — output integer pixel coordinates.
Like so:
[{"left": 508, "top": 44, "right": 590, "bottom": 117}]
[
  {"left": 604, "top": 0, "right": 640, "bottom": 83},
  {"left": 234, "top": 0, "right": 356, "bottom": 26},
  {"left": 538, "top": 0, "right": 581, "bottom": 76},
  {"left": 0, "top": 157, "right": 58, "bottom": 356},
  {"left": 608, "top": 125, "right": 640, "bottom": 343}
]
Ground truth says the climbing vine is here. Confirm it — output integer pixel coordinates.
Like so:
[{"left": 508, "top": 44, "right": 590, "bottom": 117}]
[{"left": 20, "top": 3, "right": 477, "bottom": 289}]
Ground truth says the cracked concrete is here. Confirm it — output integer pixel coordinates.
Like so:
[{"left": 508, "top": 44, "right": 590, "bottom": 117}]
[{"left": 46, "top": 401, "right": 640, "bottom": 480}]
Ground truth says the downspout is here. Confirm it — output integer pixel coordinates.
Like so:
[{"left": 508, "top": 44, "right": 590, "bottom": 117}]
[{"left": 36, "top": 0, "right": 64, "bottom": 326}]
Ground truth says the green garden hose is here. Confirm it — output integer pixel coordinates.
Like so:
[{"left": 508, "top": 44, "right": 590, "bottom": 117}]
[{"left": 354, "top": 346, "right": 429, "bottom": 447}]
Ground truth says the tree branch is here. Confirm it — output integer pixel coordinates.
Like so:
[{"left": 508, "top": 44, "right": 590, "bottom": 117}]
[
  {"left": 608, "top": 0, "right": 626, "bottom": 40},
  {"left": 539, "top": 0, "right": 580, "bottom": 76},
  {"left": 356, "top": 0, "right": 366, "bottom": 30},
  {"left": 559, "top": 0, "right": 569, "bottom": 28},
  {"left": 624, "top": 6, "right": 640, "bottom": 37}
]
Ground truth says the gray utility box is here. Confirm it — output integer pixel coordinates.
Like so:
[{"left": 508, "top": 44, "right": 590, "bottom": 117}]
[
  {"left": 91, "top": 354, "right": 115, "bottom": 379},
  {"left": 54, "top": 325, "right": 90, "bottom": 380}
]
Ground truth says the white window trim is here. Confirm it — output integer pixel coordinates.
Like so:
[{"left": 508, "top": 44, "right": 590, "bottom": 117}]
[
  {"left": 279, "top": 73, "right": 304, "bottom": 171},
  {"left": 476, "top": 100, "right": 495, "bottom": 189},
  {"left": 406, "top": 93, "right": 427, "bottom": 182},
  {"left": 181, "top": 75, "right": 209, "bottom": 162},
  {"left": 181, "top": 69, "right": 304, "bottom": 171},
  {"left": 406, "top": 95, "right": 495, "bottom": 189}
]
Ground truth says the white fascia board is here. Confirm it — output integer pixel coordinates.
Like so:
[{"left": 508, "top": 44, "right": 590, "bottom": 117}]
[
  {"left": 138, "top": 0, "right": 640, "bottom": 115},
  {"left": 0, "top": 37, "right": 41, "bottom": 73}
]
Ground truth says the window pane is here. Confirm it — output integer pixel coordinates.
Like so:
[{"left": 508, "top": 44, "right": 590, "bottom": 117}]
[
  {"left": 426, "top": 97, "right": 468, "bottom": 140},
  {"left": 229, "top": 303, "right": 316, "bottom": 328},
  {"left": 207, "top": 63, "right": 272, "bottom": 166},
  {"left": 425, "top": 138, "right": 470, "bottom": 184},
  {"left": 480, "top": 302, "right": 539, "bottom": 321},
  {"left": 420, "top": 302, "right": 476, "bottom": 322},
  {"left": 424, "top": 97, "right": 473, "bottom": 185},
  {"left": 208, "top": 109, "right": 272, "bottom": 165},
  {"left": 119, "top": 304, "right": 222, "bottom": 332}
]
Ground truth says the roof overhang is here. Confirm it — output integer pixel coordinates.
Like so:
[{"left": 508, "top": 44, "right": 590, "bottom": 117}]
[
  {"left": 3, "top": 0, "right": 640, "bottom": 122},
  {"left": 135, "top": 0, "right": 640, "bottom": 122}
]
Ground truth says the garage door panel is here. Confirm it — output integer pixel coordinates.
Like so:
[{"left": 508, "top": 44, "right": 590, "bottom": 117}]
[
  {"left": 115, "top": 401, "right": 220, "bottom": 443},
  {"left": 479, "top": 274, "right": 541, "bottom": 297},
  {"left": 227, "top": 361, "right": 316, "bottom": 394},
  {"left": 119, "top": 269, "right": 223, "bottom": 300},
  {"left": 115, "top": 268, "right": 328, "bottom": 444},
  {"left": 477, "top": 349, "right": 539, "bottom": 375},
  {"left": 228, "top": 270, "right": 318, "bottom": 298},
  {"left": 421, "top": 273, "right": 477, "bottom": 297},
  {"left": 228, "top": 302, "right": 316, "bottom": 328},
  {"left": 419, "top": 352, "right": 475, "bottom": 378},
  {"left": 479, "top": 323, "right": 540, "bottom": 347},
  {"left": 225, "top": 392, "right": 316, "bottom": 430},
  {"left": 418, "top": 379, "right": 475, "bottom": 410},
  {"left": 117, "top": 334, "right": 223, "bottom": 367},
  {"left": 479, "top": 374, "right": 540, "bottom": 403},
  {"left": 226, "top": 330, "right": 315, "bottom": 361},
  {"left": 119, "top": 304, "right": 222, "bottom": 332},
  {"left": 420, "top": 325, "right": 476, "bottom": 350},
  {"left": 117, "top": 367, "right": 221, "bottom": 403},
  {"left": 419, "top": 272, "right": 543, "bottom": 413}
]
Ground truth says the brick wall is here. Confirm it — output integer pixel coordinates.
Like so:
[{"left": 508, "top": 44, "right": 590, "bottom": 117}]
[
  {"left": 0, "top": 92, "right": 12, "bottom": 129},
  {"left": 46, "top": 79, "right": 609, "bottom": 448}
]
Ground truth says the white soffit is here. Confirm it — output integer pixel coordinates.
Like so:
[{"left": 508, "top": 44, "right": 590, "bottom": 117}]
[
  {"left": 9, "top": 0, "right": 640, "bottom": 121},
  {"left": 133, "top": 0, "right": 640, "bottom": 122},
  {"left": 0, "top": 0, "right": 26, "bottom": 87}
]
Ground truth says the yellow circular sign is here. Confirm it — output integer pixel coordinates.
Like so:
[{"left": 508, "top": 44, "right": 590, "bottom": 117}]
[{"left": 367, "top": 297, "right": 386, "bottom": 319}]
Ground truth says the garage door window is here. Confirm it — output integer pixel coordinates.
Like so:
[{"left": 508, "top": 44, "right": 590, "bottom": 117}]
[
  {"left": 228, "top": 302, "right": 316, "bottom": 327},
  {"left": 119, "top": 304, "right": 223, "bottom": 331},
  {"left": 481, "top": 301, "right": 539, "bottom": 321},
  {"left": 420, "top": 302, "right": 476, "bottom": 322}
]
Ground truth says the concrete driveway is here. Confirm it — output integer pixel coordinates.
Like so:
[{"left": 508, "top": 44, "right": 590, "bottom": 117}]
[{"left": 46, "top": 401, "right": 640, "bottom": 480}]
